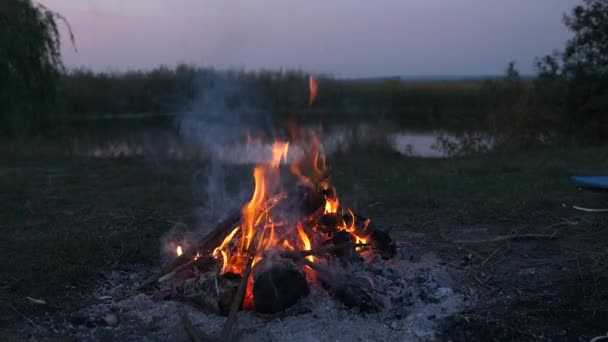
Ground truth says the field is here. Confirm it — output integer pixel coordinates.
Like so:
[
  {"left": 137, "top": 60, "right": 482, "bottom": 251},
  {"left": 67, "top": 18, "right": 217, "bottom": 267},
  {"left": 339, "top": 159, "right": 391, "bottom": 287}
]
[{"left": 1, "top": 145, "right": 607, "bottom": 340}]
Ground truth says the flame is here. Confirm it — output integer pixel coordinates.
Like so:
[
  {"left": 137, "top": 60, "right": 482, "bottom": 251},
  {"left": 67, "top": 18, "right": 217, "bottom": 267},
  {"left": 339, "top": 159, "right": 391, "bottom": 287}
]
[
  {"left": 213, "top": 227, "right": 240, "bottom": 273},
  {"left": 324, "top": 198, "right": 339, "bottom": 214},
  {"left": 297, "top": 223, "right": 314, "bottom": 263},
  {"left": 282, "top": 240, "right": 295, "bottom": 250},
  {"left": 216, "top": 142, "right": 289, "bottom": 275},
  {"left": 308, "top": 75, "right": 318, "bottom": 107},
  {"left": 176, "top": 245, "right": 183, "bottom": 257}
]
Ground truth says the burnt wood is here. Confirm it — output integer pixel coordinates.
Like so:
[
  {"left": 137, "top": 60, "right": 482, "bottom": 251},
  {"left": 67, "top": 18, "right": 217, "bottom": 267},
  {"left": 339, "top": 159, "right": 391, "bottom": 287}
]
[{"left": 253, "top": 259, "right": 310, "bottom": 314}]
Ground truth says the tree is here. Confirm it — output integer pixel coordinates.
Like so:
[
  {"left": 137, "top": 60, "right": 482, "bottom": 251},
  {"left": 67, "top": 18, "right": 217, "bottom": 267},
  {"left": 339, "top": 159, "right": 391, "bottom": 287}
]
[
  {"left": 535, "top": 0, "right": 608, "bottom": 143},
  {"left": 0, "top": 0, "right": 73, "bottom": 137},
  {"left": 562, "top": 0, "right": 608, "bottom": 78}
]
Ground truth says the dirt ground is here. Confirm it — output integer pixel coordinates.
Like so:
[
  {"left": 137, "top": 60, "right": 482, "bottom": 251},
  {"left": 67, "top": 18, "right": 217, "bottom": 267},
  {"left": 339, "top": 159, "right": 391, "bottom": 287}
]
[{"left": 1, "top": 147, "right": 607, "bottom": 341}]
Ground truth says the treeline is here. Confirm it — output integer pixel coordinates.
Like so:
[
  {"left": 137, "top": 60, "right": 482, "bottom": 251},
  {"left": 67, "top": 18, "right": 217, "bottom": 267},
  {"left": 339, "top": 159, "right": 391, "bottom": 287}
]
[
  {"left": 2, "top": 0, "right": 607, "bottom": 148},
  {"left": 60, "top": 66, "right": 491, "bottom": 129}
]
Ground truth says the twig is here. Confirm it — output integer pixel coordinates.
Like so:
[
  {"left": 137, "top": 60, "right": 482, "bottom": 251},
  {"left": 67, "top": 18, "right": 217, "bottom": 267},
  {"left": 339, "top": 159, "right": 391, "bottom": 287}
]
[
  {"left": 452, "top": 231, "right": 559, "bottom": 244},
  {"left": 479, "top": 247, "right": 502, "bottom": 269},
  {"left": 135, "top": 257, "right": 197, "bottom": 291},
  {"left": 181, "top": 313, "right": 204, "bottom": 342},
  {"left": 576, "top": 255, "right": 584, "bottom": 281},
  {"left": 10, "top": 306, "right": 39, "bottom": 329},
  {"left": 572, "top": 205, "right": 608, "bottom": 212},
  {"left": 220, "top": 254, "right": 254, "bottom": 341},
  {"left": 136, "top": 211, "right": 241, "bottom": 291}
]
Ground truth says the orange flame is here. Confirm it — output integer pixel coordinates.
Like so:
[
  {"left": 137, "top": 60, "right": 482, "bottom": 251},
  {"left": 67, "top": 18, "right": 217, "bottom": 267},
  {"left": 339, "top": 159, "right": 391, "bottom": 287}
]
[
  {"left": 297, "top": 223, "right": 314, "bottom": 263},
  {"left": 324, "top": 198, "right": 339, "bottom": 214},
  {"left": 217, "top": 142, "right": 289, "bottom": 275},
  {"left": 213, "top": 227, "right": 240, "bottom": 273},
  {"left": 308, "top": 75, "right": 318, "bottom": 107},
  {"left": 176, "top": 245, "right": 183, "bottom": 257}
]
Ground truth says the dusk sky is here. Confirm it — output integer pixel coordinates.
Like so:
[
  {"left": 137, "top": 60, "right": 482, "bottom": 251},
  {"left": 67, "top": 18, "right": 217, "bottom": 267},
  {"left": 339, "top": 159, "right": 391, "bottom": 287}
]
[{"left": 41, "top": 0, "right": 581, "bottom": 77}]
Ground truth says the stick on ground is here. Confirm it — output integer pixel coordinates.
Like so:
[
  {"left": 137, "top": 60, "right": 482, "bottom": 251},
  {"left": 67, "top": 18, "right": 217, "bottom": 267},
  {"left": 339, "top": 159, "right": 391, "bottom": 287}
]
[
  {"left": 452, "top": 231, "right": 559, "bottom": 244},
  {"left": 181, "top": 313, "right": 204, "bottom": 342}
]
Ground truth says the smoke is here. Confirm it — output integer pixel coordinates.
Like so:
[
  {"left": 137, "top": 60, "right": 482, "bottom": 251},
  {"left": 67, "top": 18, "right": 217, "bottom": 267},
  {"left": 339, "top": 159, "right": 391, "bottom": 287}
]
[{"left": 177, "top": 74, "right": 270, "bottom": 226}]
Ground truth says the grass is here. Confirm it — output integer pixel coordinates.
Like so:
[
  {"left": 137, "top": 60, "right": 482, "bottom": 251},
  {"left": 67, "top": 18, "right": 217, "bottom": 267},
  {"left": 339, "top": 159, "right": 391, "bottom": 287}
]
[{"left": 1, "top": 146, "right": 606, "bottom": 298}]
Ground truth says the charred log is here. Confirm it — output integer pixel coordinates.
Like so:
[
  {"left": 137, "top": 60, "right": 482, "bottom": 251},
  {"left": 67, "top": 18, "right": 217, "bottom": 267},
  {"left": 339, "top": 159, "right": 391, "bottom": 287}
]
[
  {"left": 328, "top": 277, "right": 378, "bottom": 312},
  {"left": 302, "top": 259, "right": 380, "bottom": 312},
  {"left": 344, "top": 213, "right": 397, "bottom": 260},
  {"left": 316, "top": 213, "right": 345, "bottom": 235},
  {"left": 217, "top": 272, "right": 242, "bottom": 316},
  {"left": 253, "top": 259, "right": 310, "bottom": 314},
  {"left": 369, "top": 228, "right": 396, "bottom": 259}
]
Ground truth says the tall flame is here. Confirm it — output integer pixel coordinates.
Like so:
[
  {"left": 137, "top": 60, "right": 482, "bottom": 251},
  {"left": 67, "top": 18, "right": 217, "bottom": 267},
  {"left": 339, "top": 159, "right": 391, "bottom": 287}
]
[
  {"left": 308, "top": 75, "right": 318, "bottom": 107},
  {"left": 234, "top": 142, "right": 288, "bottom": 273}
]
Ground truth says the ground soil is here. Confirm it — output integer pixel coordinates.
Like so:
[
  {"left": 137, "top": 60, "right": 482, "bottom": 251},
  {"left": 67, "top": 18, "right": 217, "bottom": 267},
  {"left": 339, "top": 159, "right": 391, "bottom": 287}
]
[{"left": 1, "top": 147, "right": 607, "bottom": 341}]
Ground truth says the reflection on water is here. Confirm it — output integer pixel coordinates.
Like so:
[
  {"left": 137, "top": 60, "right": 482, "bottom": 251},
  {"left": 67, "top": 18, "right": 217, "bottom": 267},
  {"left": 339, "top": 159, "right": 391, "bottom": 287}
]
[
  {"left": 389, "top": 133, "right": 446, "bottom": 157},
  {"left": 72, "top": 124, "right": 491, "bottom": 160}
]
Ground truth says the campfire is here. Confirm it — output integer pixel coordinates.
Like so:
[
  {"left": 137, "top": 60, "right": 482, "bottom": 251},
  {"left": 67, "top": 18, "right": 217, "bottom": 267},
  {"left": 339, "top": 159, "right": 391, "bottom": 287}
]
[{"left": 136, "top": 78, "right": 396, "bottom": 339}]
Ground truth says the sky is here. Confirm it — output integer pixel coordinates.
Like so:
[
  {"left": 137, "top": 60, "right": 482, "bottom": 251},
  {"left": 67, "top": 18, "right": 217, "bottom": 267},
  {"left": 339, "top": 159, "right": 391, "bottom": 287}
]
[{"left": 40, "top": 0, "right": 581, "bottom": 77}]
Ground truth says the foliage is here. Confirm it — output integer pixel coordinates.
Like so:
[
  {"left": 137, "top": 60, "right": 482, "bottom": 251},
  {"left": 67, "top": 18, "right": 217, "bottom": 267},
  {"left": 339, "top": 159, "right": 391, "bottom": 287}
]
[
  {"left": 535, "top": 0, "right": 608, "bottom": 144},
  {"left": 0, "top": 0, "right": 73, "bottom": 137}
]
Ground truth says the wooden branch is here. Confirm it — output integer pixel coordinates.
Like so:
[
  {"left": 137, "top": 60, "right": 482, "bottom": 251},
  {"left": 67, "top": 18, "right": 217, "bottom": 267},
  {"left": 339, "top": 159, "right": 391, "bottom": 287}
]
[
  {"left": 135, "top": 211, "right": 241, "bottom": 291},
  {"left": 572, "top": 205, "right": 608, "bottom": 212},
  {"left": 135, "top": 256, "right": 190, "bottom": 291},
  {"left": 220, "top": 254, "right": 254, "bottom": 341},
  {"left": 277, "top": 243, "right": 370, "bottom": 260},
  {"left": 300, "top": 258, "right": 379, "bottom": 312},
  {"left": 181, "top": 313, "right": 204, "bottom": 342},
  {"left": 452, "top": 231, "right": 559, "bottom": 244},
  {"left": 198, "top": 210, "right": 242, "bottom": 253}
]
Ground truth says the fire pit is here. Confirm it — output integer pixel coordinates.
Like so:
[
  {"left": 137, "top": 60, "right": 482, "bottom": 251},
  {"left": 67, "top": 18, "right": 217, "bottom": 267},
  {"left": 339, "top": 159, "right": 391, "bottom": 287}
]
[{"left": 136, "top": 125, "right": 400, "bottom": 338}]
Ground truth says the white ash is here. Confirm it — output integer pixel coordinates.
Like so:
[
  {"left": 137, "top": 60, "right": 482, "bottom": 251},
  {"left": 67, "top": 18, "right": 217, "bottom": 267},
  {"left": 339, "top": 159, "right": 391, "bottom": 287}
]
[{"left": 27, "top": 249, "right": 466, "bottom": 341}]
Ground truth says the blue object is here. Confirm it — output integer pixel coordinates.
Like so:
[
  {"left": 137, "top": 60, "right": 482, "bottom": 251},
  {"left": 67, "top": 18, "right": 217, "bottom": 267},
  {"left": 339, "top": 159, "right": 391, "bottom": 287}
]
[{"left": 571, "top": 176, "right": 608, "bottom": 189}]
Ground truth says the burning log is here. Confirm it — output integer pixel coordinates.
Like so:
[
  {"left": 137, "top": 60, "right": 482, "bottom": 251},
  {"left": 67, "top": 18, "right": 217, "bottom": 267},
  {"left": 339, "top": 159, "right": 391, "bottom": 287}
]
[
  {"left": 277, "top": 243, "right": 370, "bottom": 260},
  {"left": 198, "top": 211, "right": 242, "bottom": 253},
  {"left": 252, "top": 258, "right": 310, "bottom": 314},
  {"left": 135, "top": 211, "right": 241, "bottom": 291},
  {"left": 316, "top": 213, "right": 346, "bottom": 235},
  {"left": 219, "top": 252, "right": 255, "bottom": 341},
  {"left": 344, "top": 213, "right": 397, "bottom": 260}
]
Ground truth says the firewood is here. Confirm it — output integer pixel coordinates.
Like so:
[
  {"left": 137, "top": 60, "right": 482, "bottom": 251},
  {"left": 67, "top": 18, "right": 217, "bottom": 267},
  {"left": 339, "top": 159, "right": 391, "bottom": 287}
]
[
  {"left": 315, "top": 213, "right": 346, "bottom": 235},
  {"left": 135, "top": 211, "right": 241, "bottom": 291},
  {"left": 219, "top": 254, "right": 254, "bottom": 341},
  {"left": 198, "top": 211, "right": 242, "bottom": 253},
  {"left": 252, "top": 258, "right": 309, "bottom": 313},
  {"left": 301, "top": 259, "right": 380, "bottom": 312},
  {"left": 135, "top": 257, "right": 197, "bottom": 291},
  {"left": 276, "top": 243, "right": 370, "bottom": 260},
  {"left": 217, "top": 273, "right": 241, "bottom": 316},
  {"left": 369, "top": 228, "right": 396, "bottom": 259}
]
